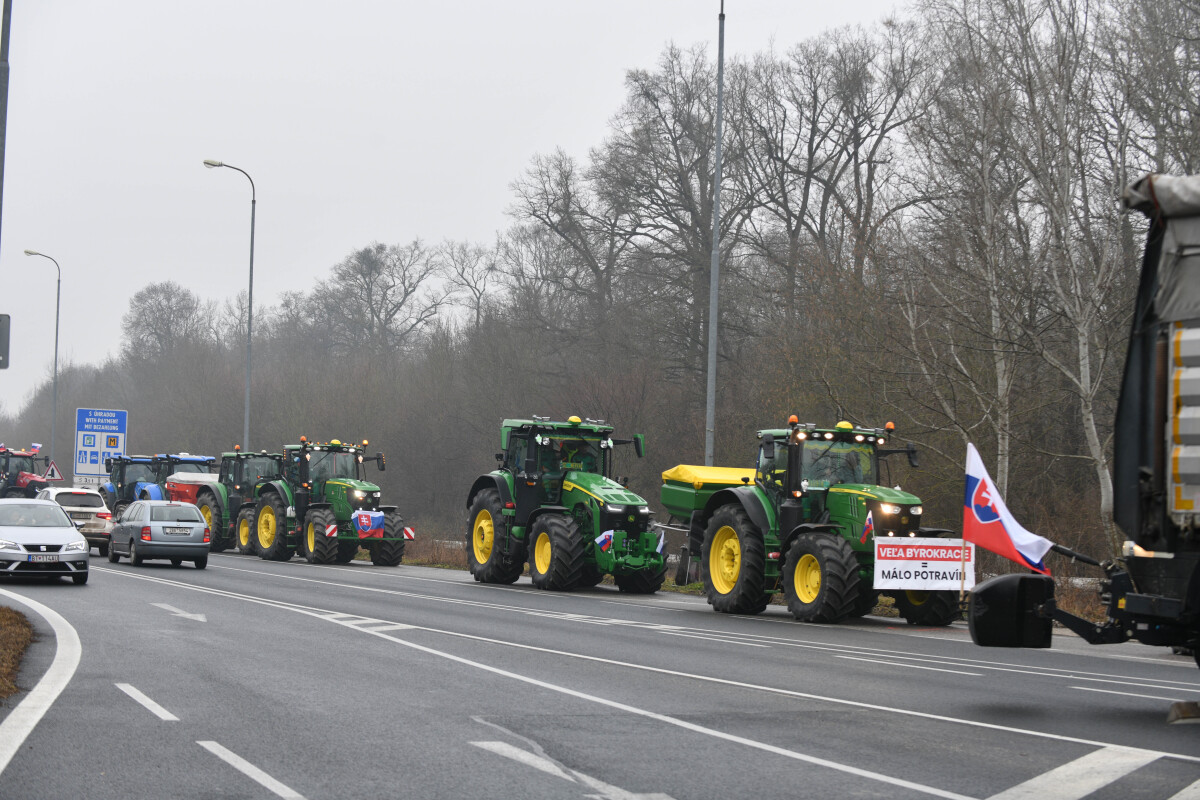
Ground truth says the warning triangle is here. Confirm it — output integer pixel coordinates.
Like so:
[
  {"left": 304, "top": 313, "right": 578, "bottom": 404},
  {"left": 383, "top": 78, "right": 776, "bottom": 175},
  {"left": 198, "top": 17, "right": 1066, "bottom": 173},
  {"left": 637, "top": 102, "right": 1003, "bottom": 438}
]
[{"left": 43, "top": 460, "right": 64, "bottom": 481}]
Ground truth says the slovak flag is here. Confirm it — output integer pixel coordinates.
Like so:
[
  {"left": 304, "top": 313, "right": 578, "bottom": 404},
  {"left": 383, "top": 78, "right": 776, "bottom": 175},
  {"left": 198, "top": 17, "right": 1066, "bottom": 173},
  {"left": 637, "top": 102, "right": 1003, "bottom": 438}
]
[
  {"left": 353, "top": 510, "right": 385, "bottom": 538},
  {"left": 656, "top": 531, "right": 665, "bottom": 554},
  {"left": 860, "top": 510, "right": 875, "bottom": 544},
  {"left": 964, "top": 443, "right": 1053, "bottom": 575},
  {"left": 30, "top": 443, "right": 41, "bottom": 453},
  {"left": 595, "top": 530, "right": 614, "bottom": 552}
]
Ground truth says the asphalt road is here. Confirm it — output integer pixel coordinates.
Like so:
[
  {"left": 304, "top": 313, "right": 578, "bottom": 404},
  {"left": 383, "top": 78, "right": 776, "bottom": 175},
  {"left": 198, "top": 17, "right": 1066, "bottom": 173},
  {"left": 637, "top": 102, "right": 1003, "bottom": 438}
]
[{"left": 0, "top": 552, "right": 1197, "bottom": 799}]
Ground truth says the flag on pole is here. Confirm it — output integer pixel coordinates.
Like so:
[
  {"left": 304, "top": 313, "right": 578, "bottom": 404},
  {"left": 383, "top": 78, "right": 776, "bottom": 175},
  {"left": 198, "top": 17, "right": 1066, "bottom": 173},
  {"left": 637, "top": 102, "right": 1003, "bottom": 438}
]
[
  {"left": 964, "top": 443, "right": 1053, "bottom": 575},
  {"left": 859, "top": 510, "right": 875, "bottom": 544},
  {"left": 30, "top": 443, "right": 42, "bottom": 453}
]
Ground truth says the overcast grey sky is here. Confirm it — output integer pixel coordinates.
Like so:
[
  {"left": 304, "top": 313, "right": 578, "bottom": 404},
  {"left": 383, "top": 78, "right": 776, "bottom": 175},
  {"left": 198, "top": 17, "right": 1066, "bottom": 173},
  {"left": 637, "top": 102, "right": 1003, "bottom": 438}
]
[{"left": 1, "top": 0, "right": 906, "bottom": 416}]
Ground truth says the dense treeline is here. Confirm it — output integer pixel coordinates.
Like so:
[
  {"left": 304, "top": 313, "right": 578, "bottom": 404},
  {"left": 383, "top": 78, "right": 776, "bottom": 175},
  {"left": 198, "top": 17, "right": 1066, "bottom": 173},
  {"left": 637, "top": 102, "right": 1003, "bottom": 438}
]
[{"left": 4, "top": 0, "right": 1197, "bottom": 569}]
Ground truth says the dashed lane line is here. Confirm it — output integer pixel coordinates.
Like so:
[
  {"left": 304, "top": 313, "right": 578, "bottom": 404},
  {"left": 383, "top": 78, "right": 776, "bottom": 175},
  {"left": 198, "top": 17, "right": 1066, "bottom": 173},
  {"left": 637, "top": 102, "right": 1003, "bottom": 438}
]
[
  {"left": 115, "top": 683, "right": 179, "bottom": 721},
  {"left": 198, "top": 740, "right": 306, "bottom": 799},
  {"left": 835, "top": 655, "right": 982, "bottom": 676}
]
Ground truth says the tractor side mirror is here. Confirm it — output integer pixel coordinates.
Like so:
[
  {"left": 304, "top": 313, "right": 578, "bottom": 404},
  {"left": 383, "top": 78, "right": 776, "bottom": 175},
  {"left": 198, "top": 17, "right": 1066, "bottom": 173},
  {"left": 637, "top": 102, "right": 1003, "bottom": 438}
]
[
  {"left": 495, "top": 452, "right": 504, "bottom": 463},
  {"left": 524, "top": 457, "right": 537, "bottom": 475},
  {"left": 968, "top": 574, "right": 1054, "bottom": 648},
  {"left": 906, "top": 443, "right": 919, "bottom": 468},
  {"left": 105, "top": 458, "right": 113, "bottom": 472},
  {"left": 762, "top": 434, "right": 775, "bottom": 461},
  {"left": 376, "top": 452, "right": 386, "bottom": 471},
  {"left": 633, "top": 434, "right": 645, "bottom": 458}
]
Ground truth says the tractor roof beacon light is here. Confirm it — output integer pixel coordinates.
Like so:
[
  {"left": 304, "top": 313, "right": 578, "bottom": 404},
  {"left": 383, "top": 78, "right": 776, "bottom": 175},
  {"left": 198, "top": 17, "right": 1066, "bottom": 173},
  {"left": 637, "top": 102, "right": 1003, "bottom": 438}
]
[
  {"left": 568, "top": 416, "right": 581, "bottom": 425},
  {"left": 836, "top": 421, "right": 853, "bottom": 431}
]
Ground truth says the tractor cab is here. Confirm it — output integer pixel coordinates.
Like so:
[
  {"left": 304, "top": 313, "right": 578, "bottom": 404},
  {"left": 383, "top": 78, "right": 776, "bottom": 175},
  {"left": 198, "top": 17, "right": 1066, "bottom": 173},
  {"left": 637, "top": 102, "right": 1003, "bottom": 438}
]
[
  {"left": 102, "top": 453, "right": 214, "bottom": 511},
  {"left": 217, "top": 448, "right": 284, "bottom": 511},
  {"left": 0, "top": 446, "right": 48, "bottom": 498}
]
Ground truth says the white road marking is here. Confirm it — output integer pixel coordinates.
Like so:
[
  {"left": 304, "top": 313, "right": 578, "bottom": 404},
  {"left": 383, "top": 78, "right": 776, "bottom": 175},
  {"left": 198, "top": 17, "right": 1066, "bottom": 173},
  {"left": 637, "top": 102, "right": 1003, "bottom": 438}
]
[
  {"left": 836, "top": 655, "right": 982, "bottom": 676},
  {"left": 471, "top": 741, "right": 577, "bottom": 782},
  {"left": 97, "top": 567, "right": 1200, "bottom": 767},
  {"left": 0, "top": 588, "right": 83, "bottom": 778},
  {"left": 150, "top": 602, "right": 206, "bottom": 622},
  {"left": 1169, "top": 777, "right": 1200, "bottom": 800},
  {"left": 357, "top": 623, "right": 416, "bottom": 633},
  {"left": 198, "top": 740, "right": 307, "bottom": 799},
  {"left": 986, "top": 746, "right": 1159, "bottom": 800},
  {"left": 115, "top": 683, "right": 179, "bottom": 721},
  {"left": 1071, "top": 686, "right": 1192, "bottom": 702}
]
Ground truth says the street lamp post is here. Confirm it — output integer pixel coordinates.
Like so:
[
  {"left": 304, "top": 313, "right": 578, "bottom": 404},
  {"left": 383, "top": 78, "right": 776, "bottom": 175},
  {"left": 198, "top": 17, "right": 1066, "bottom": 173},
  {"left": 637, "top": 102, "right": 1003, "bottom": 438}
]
[
  {"left": 22, "top": 249, "right": 60, "bottom": 465},
  {"left": 204, "top": 159, "right": 255, "bottom": 451}
]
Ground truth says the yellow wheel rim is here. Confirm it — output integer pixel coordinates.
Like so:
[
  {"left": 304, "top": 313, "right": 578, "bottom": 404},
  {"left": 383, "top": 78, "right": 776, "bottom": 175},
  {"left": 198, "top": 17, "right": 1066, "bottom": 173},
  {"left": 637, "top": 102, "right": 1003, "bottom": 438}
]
[
  {"left": 306, "top": 520, "right": 316, "bottom": 554},
  {"left": 534, "top": 531, "right": 552, "bottom": 574},
  {"left": 708, "top": 525, "right": 741, "bottom": 595},
  {"left": 796, "top": 553, "right": 822, "bottom": 603},
  {"left": 905, "top": 590, "right": 929, "bottom": 607},
  {"left": 473, "top": 509, "right": 494, "bottom": 564},
  {"left": 238, "top": 516, "right": 251, "bottom": 547},
  {"left": 200, "top": 504, "right": 213, "bottom": 528},
  {"left": 258, "top": 505, "right": 276, "bottom": 549}
]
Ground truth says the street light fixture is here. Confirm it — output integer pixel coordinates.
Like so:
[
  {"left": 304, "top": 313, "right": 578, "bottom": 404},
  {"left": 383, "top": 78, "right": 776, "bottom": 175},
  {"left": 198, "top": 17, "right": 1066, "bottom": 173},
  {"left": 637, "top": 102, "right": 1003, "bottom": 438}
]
[
  {"left": 204, "top": 159, "right": 256, "bottom": 450},
  {"left": 22, "top": 249, "right": 60, "bottom": 465}
]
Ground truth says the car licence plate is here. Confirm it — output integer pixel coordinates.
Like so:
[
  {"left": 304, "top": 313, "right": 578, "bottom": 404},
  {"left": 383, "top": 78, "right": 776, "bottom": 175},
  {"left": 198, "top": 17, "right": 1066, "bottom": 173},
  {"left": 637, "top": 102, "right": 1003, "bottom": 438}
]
[
  {"left": 28, "top": 554, "right": 57, "bottom": 563},
  {"left": 163, "top": 527, "right": 189, "bottom": 535},
  {"left": 71, "top": 512, "right": 89, "bottom": 520}
]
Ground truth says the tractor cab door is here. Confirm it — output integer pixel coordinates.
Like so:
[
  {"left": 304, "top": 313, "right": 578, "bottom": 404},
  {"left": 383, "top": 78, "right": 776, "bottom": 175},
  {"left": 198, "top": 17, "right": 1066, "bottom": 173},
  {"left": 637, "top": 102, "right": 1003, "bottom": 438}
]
[
  {"left": 223, "top": 458, "right": 245, "bottom": 509},
  {"left": 508, "top": 435, "right": 542, "bottom": 526}
]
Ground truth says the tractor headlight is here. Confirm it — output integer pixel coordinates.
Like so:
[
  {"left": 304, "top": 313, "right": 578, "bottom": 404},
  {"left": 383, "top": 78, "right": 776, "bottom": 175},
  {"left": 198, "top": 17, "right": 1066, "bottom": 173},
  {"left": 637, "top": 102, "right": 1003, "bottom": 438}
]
[
  {"left": 910, "top": 506, "right": 923, "bottom": 515},
  {"left": 373, "top": 492, "right": 381, "bottom": 498},
  {"left": 604, "top": 503, "right": 623, "bottom": 514},
  {"left": 353, "top": 490, "right": 367, "bottom": 500},
  {"left": 637, "top": 506, "right": 650, "bottom": 515},
  {"left": 879, "top": 503, "right": 901, "bottom": 515}
]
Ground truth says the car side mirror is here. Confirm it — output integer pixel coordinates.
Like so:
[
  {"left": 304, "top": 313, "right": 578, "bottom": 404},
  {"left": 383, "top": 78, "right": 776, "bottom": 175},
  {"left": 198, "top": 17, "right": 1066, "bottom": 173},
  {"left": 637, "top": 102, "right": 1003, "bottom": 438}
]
[
  {"left": 633, "top": 434, "right": 645, "bottom": 458},
  {"left": 906, "top": 443, "right": 919, "bottom": 469},
  {"left": 762, "top": 434, "right": 775, "bottom": 461}
]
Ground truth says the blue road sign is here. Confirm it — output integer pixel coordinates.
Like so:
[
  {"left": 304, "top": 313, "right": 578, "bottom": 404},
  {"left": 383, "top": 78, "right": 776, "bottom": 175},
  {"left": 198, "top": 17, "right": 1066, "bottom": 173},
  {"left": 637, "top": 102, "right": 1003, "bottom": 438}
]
[{"left": 75, "top": 409, "right": 128, "bottom": 482}]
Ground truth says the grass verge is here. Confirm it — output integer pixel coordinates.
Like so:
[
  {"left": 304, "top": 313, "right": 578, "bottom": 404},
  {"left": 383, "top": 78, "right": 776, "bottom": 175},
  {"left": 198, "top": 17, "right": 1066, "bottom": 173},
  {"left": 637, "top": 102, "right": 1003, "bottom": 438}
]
[{"left": 0, "top": 606, "right": 34, "bottom": 700}]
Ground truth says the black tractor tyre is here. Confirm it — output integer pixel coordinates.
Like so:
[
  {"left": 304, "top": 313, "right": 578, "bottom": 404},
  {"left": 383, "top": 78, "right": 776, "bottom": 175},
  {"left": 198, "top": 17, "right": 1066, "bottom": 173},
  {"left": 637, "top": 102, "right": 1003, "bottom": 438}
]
[
  {"left": 254, "top": 492, "right": 293, "bottom": 561},
  {"left": 335, "top": 541, "right": 359, "bottom": 563},
  {"left": 782, "top": 534, "right": 861, "bottom": 623},
  {"left": 615, "top": 564, "right": 667, "bottom": 594},
  {"left": 4, "top": 488, "right": 24, "bottom": 498},
  {"left": 466, "top": 489, "right": 524, "bottom": 584},
  {"left": 370, "top": 512, "right": 406, "bottom": 567},
  {"left": 701, "top": 505, "right": 770, "bottom": 615},
  {"left": 197, "top": 493, "right": 228, "bottom": 552},
  {"left": 577, "top": 563, "right": 605, "bottom": 588},
  {"left": 114, "top": 501, "right": 129, "bottom": 521},
  {"left": 304, "top": 508, "right": 340, "bottom": 564},
  {"left": 235, "top": 506, "right": 258, "bottom": 555},
  {"left": 850, "top": 590, "right": 879, "bottom": 618},
  {"left": 528, "top": 514, "right": 586, "bottom": 591},
  {"left": 894, "top": 590, "right": 961, "bottom": 626}
]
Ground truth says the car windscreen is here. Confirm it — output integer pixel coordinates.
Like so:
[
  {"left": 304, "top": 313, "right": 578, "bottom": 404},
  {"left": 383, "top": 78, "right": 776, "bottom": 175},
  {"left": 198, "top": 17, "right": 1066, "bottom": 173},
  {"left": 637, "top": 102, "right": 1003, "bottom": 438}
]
[
  {"left": 53, "top": 492, "right": 105, "bottom": 508},
  {"left": 172, "top": 463, "right": 209, "bottom": 474},
  {"left": 0, "top": 503, "right": 73, "bottom": 527},
  {"left": 150, "top": 505, "right": 204, "bottom": 523}
]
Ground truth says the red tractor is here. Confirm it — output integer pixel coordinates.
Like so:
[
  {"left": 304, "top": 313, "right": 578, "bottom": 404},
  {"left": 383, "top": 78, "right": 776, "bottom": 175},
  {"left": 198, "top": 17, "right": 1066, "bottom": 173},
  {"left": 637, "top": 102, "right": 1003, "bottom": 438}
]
[{"left": 0, "top": 446, "right": 49, "bottom": 498}]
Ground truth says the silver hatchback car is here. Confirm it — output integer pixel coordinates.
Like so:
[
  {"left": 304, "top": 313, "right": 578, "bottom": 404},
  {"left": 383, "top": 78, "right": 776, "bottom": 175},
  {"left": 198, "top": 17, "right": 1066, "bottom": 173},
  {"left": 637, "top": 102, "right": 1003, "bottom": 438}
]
[
  {"left": 0, "top": 499, "right": 91, "bottom": 584},
  {"left": 107, "top": 500, "right": 210, "bottom": 569}
]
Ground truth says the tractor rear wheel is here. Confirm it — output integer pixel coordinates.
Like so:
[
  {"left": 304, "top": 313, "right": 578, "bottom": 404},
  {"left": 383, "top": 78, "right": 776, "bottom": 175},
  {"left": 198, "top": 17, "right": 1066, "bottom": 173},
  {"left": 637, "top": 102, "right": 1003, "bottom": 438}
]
[
  {"left": 197, "top": 493, "right": 228, "bottom": 553},
  {"left": 304, "top": 508, "right": 339, "bottom": 564},
  {"left": 335, "top": 541, "right": 359, "bottom": 563},
  {"left": 701, "top": 505, "right": 769, "bottom": 615},
  {"left": 254, "top": 493, "right": 293, "bottom": 561},
  {"left": 782, "top": 534, "right": 861, "bottom": 623},
  {"left": 466, "top": 489, "right": 524, "bottom": 584},
  {"left": 235, "top": 506, "right": 258, "bottom": 555},
  {"left": 615, "top": 564, "right": 667, "bottom": 594},
  {"left": 370, "top": 512, "right": 405, "bottom": 566},
  {"left": 895, "top": 590, "right": 961, "bottom": 626},
  {"left": 528, "top": 514, "right": 585, "bottom": 591},
  {"left": 850, "top": 590, "right": 879, "bottom": 618}
]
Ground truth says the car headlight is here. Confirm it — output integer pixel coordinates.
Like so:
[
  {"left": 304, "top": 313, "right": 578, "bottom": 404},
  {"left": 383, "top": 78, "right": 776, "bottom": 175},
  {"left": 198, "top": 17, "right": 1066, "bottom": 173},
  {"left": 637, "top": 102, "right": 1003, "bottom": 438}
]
[
  {"left": 0, "top": 539, "right": 19, "bottom": 552},
  {"left": 879, "top": 503, "right": 902, "bottom": 515},
  {"left": 353, "top": 490, "right": 367, "bottom": 499},
  {"left": 910, "top": 506, "right": 923, "bottom": 515},
  {"left": 63, "top": 540, "right": 87, "bottom": 553}
]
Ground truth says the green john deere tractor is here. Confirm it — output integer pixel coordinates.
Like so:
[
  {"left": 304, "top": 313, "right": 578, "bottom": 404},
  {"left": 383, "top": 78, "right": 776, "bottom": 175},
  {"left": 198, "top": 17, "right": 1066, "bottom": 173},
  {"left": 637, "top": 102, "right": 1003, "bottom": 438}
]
[
  {"left": 252, "top": 437, "right": 409, "bottom": 566},
  {"left": 465, "top": 416, "right": 665, "bottom": 593},
  {"left": 663, "top": 418, "right": 960, "bottom": 625},
  {"left": 166, "top": 448, "right": 285, "bottom": 553}
]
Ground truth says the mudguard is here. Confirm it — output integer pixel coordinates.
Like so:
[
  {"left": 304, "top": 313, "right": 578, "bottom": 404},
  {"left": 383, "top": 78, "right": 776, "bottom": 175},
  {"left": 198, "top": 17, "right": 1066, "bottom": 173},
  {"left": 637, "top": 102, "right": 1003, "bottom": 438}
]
[
  {"left": 135, "top": 481, "right": 166, "bottom": 501},
  {"left": 702, "top": 486, "right": 773, "bottom": 537},
  {"left": 466, "top": 473, "right": 513, "bottom": 508}
]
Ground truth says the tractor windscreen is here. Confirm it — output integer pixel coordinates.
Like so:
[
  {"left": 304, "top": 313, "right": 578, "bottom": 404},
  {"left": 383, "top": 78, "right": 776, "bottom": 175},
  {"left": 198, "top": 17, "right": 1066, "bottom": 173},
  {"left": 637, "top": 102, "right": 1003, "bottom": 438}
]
[
  {"left": 244, "top": 457, "right": 281, "bottom": 483},
  {"left": 6, "top": 456, "right": 35, "bottom": 475},
  {"left": 123, "top": 463, "right": 157, "bottom": 484},
  {"left": 308, "top": 451, "right": 361, "bottom": 482},
  {"left": 540, "top": 437, "right": 605, "bottom": 475},
  {"left": 172, "top": 462, "right": 208, "bottom": 475},
  {"left": 802, "top": 440, "right": 876, "bottom": 485}
]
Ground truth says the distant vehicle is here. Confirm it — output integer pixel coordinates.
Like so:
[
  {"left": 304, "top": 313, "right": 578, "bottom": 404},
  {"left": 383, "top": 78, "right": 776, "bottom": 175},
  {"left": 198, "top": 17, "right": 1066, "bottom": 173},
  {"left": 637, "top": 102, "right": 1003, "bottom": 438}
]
[
  {"left": 100, "top": 453, "right": 214, "bottom": 517},
  {"left": 0, "top": 446, "right": 49, "bottom": 498},
  {"left": 35, "top": 486, "right": 113, "bottom": 556},
  {"left": 0, "top": 498, "right": 90, "bottom": 584},
  {"left": 107, "top": 500, "right": 210, "bottom": 569}
]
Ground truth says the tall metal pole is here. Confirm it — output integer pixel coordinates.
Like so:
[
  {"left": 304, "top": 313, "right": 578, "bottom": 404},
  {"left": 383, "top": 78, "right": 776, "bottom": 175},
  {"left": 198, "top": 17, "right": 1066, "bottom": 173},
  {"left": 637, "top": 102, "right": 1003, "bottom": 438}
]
[
  {"left": 204, "top": 160, "right": 255, "bottom": 450},
  {"left": 0, "top": 0, "right": 13, "bottom": 259},
  {"left": 23, "top": 250, "right": 60, "bottom": 464},
  {"left": 704, "top": 1, "right": 726, "bottom": 466}
]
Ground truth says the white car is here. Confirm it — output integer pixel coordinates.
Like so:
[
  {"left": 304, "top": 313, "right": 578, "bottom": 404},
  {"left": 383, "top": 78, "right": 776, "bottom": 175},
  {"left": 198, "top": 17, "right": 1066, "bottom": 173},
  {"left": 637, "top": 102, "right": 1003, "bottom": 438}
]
[
  {"left": 0, "top": 498, "right": 90, "bottom": 584},
  {"left": 36, "top": 486, "right": 114, "bottom": 556}
]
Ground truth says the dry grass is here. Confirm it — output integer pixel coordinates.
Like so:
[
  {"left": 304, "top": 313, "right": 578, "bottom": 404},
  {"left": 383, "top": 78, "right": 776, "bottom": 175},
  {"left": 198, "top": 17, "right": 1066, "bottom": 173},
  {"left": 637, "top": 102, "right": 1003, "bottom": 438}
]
[{"left": 0, "top": 606, "right": 33, "bottom": 699}]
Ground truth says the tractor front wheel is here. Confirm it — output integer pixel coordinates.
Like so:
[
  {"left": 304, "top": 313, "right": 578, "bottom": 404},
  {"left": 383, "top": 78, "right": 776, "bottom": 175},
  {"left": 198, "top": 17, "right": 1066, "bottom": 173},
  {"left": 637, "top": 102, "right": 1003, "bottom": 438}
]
[
  {"left": 304, "top": 508, "right": 339, "bottom": 564},
  {"left": 254, "top": 493, "right": 293, "bottom": 561},
  {"left": 235, "top": 506, "right": 258, "bottom": 555},
  {"left": 528, "top": 514, "right": 585, "bottom": 591},
  {"left": 370, "top": 512, "right": 406, "bottom": 566},
  {"left": 782, "top": 534, "right": 861, "bottom": 623},
  {"left": 466, "top": 489, "right": 523, "bottom": 584},
  {"left": 701, "top": 505, "right": 769, "bottom": 615},
  {"left": 615, "top": 564, "right": 667, "bottom": 594},
  {"left": 894, "top": 590, "right": 961, "bottom": 626},
  {"left": 197, "top": 493, "right": 228, "bottom": 553}
]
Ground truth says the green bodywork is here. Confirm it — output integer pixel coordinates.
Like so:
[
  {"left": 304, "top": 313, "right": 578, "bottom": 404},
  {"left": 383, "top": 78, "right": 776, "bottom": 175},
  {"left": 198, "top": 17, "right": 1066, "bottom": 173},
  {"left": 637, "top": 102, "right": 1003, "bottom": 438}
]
[
  {"left": 191, "top": 452, "right": 284, "bottom": 542},
  {"left": 470, "top": 417, "right": 661, "bottom": 579}
]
